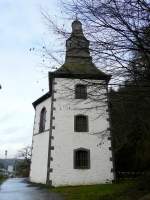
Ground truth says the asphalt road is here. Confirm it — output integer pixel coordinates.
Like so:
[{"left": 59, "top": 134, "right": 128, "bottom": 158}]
[{"left": 0, "top": 178, "right": 63, "bottom": 200}]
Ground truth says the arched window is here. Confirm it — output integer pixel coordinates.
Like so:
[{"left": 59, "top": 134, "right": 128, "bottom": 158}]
[
  {"left": 74, "top": 148, "right": 90, "bottom": 169},
  {"left": 39, "top": 107, "right": 46, "bottom": 133},
  {"left": 75, "top": 84, "right": 87, "bottom": 99},
  {"left": 74, "top": 115, "right": 88, "bottom": 132}
]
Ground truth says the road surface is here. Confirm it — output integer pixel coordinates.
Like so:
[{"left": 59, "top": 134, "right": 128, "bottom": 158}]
[{"left": 0, "top": 178, "right": 63, "bottom": 200}]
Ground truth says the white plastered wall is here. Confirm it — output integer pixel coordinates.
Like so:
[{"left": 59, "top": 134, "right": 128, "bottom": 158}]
[
  {"left": 50, "top": 78, "right": 114, "bottom": 186},
  {"left": 30, "top": 97, "right": 51, "bottom": 184}
]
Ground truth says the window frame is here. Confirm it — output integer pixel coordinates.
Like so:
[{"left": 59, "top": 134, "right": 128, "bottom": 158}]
[
  {"left": 74, "top": 114, "right": 89, "bottom": 132},
  {"left": 73, "top": 148, "right": 90, "bottom": 169},
  {"left": 75, "top": 84, "right": 87, "bottom": 99},
  {"left": 39, "top": 107, "right": 46, "bottom": 133}
]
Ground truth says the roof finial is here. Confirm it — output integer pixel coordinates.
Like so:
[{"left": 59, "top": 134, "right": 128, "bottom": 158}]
[{"left": 75, "top": 13, "right": 78, "bottom": 21}]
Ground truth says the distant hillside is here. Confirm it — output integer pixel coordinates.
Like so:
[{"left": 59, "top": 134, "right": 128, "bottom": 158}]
[{"left": 0, "top": 159, "right": 22, "bottom": 169}]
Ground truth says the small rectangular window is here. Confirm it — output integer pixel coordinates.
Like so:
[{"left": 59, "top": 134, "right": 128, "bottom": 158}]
[
  {"left": 74, "top": 115, "right": 88, "bottom": 132},
  {"left": 75, "top": 84, "right": 87, "bottom": 99},
  {"left": 39, "top": 107, "right": 46, "bottom": 133},
  {"left": 74, "top": 149, "right": 90, "bottom": 169}
]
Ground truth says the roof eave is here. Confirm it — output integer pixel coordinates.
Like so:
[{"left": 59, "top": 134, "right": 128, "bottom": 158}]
[
  {"left": 49, "top": 72, "right": 111, "bottom": 81},
  {"left": 32, "top": 92, "right": 51, "bottom": 109}
]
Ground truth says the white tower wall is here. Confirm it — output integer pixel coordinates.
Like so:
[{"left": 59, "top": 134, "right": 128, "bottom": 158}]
[
  {"left": 49, "top": 78, "right": 114, "bottom": 186},
  {"left": 30, "top": 97, "right": 51, "bottom": 184}
]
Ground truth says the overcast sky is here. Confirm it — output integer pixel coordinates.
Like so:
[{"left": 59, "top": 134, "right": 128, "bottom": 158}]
[{"left": 0, "top": 0, "right": 68, "bottom": 158}]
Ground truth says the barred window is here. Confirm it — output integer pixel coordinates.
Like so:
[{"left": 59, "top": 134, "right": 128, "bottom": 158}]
[
  {"left": 39, "top": 107, "right": 46, "bottom": 133},
  {"left": 74, "top": 115, "right": 88, "bottom": 132},
  {"left": 75, "top": 84, "right": 87, "bottom": 99},
  {"left": 74, "top": 148, "right": 90, "bottom": 169}
]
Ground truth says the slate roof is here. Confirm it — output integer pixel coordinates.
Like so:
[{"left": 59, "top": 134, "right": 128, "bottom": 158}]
[
  {"left": 55, "top": 62, "right": 108, "bottom": 76},
  {"left": 49, "top": 62, "right": 111, "bottom": 80},
  {"left": 32, "top": 92, "right": 51, "bottom": 109}
]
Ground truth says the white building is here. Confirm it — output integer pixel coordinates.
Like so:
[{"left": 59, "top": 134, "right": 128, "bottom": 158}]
[
  {"left": 7, "top": 165, "right": 14, "bottom": 173},
  {"left": 30, "top": 20, "right": 114, "bottom": 186}
]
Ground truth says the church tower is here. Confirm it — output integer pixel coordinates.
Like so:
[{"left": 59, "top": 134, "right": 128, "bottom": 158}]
[{"left": 30, "top": 20, "right": 114, "bottom": 186}]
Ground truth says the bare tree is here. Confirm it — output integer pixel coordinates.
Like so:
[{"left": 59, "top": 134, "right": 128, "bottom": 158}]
[
  {"left": 16, "top": 146, "right": 32, "bottom": 177},
  {"left": 18, "top": 146, "right": 31, "bottom": 162},
  {"left": 41, "top": 0, "right": 150, "bottom": 85},
  {"left": 65, "top": 0, "right": 150, "bottom": 83}
]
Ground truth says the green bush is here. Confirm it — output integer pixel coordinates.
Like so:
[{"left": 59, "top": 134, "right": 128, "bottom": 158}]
[
  {"left": 137, "top": 172, "right": 150, "bottom": 191},
  {"left": 0, "top": 174, "right": 7, "bottom": 184}
]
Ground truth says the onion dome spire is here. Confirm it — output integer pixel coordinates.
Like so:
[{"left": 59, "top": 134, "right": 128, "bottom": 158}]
[
  {"left": 51, "top": 19, "right": 110, "bottom": 81},
  {"left": 65, "top": 19, "right": 92, "bottom": 64}
]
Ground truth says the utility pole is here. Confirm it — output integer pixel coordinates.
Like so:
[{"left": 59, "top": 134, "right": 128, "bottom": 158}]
[{"left": 5, "top": 150, "right": 7, "bottom": 159}]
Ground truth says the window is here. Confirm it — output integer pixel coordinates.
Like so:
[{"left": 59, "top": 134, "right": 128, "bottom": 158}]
[
  {"left": 75, "top": 84, "right": 87, "bottom": 99},
  {"left": 39, "top": 107, "right": 46, "bottom": 133},
  {"left": 74, "top": 115, "right": 88, "bottom": 132},
  {"left": 74, "top": 148, "right": 90, "bottom": 169}
]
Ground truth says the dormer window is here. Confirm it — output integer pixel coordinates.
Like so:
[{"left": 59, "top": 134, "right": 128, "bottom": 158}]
[
  {"left": 39, "top": 107, "right": 46, "bottom": 133},
  {"left": 75, "top": 84, "right": 87, "bottom": 99}
]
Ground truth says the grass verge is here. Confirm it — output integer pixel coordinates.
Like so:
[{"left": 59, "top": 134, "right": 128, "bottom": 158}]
[
  {"left": 29, "top": 178, "right": 150, "bottom": 200},
  {"left": 49, "top": 181, "right": 139, "bottom": 200},
  {"left": 0, "top": 175, "right": 7, "bottom": 185},
  {"left": 29, "top": 180, "right": 133, "bottom": 199}
]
